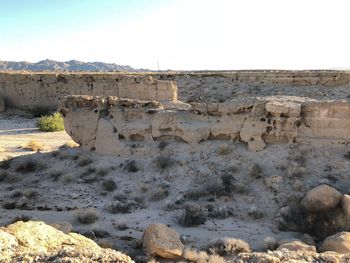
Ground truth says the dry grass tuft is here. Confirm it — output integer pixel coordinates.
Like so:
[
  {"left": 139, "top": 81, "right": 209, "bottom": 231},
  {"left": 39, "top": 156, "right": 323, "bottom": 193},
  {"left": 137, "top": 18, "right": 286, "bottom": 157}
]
[
  {"left": 183, "top": 249, "right": 226, "bottom": 263},
  {"left": 23, "top": 140, "right": 44, "bottom": 152},
  {"left": 76, "top": 208, "right": 99, "bottom": 224},
  {"left": 208, "top": 237, "right": 251, "bottom": 256}
]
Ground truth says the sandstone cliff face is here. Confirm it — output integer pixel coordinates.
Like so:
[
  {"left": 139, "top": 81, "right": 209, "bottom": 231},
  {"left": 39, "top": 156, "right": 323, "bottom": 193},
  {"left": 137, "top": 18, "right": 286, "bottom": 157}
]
[
  {"left": 60, "top": 95, "right": 350, "bottom": 153},
  {"left": 1, "top": 70, "right": 350, "bottom": 109},
  {"left": 0, "top": 73, "right": 177, "bottom": 109}
]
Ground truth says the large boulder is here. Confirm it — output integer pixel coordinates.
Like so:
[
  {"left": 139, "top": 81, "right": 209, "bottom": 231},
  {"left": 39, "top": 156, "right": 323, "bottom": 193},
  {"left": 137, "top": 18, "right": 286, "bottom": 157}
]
[
  {"left": 0, "top": 221, "right": 133, "bottom": 262},
  {"left": 319, "top": 232, "right": 350, "bottom": 254},
  {"left": 277, "top": 241, "right": 316, "bottom": 252},
  {"left": 301, "top": 185, "right": 342, "bottom": 213},
  {"left": 0, "top": 96, "right": 5, "bottom": 112},
  {"left": 142, "top": 223, "right": 184, "bottom": 259}
]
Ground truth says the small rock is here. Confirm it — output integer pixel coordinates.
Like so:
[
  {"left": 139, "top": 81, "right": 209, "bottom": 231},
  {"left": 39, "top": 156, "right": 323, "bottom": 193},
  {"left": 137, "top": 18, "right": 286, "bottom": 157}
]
[
  {"left": 301, "top": 184, "right": 342, "bottom": 213},
  {"left": 142, "top": 223, "right": 184, "bottom": 259},
  {"left": 320, "top": 231, "right": 350, "bottom": 254},
  {"left": 277, "top": 241, "right": 316, "bottom": 252}
]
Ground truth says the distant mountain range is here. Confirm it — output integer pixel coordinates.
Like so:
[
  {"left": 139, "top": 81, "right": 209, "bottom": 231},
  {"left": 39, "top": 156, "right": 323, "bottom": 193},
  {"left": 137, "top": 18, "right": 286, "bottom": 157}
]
[{"left": 0, "top": 59, "right": 145, "bottom": 72}]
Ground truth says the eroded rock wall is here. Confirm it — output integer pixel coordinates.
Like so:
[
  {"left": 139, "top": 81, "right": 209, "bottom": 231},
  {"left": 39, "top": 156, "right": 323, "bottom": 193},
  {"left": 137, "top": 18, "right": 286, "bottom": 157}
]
[
  {"left": 0, "top": 73, "right": 177, "bottom": 109},
  {"left": 2, "top": 70, "right": 350, "bottom": 109},
  {"left": 60, "top": 95, "right": 350, "bottom": 153}
]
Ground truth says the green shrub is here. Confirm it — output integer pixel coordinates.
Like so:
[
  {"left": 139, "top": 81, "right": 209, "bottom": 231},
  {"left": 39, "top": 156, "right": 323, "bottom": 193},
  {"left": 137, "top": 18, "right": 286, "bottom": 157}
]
[{"left": 37, "top": 113, "right": 64, "bottom": 132}]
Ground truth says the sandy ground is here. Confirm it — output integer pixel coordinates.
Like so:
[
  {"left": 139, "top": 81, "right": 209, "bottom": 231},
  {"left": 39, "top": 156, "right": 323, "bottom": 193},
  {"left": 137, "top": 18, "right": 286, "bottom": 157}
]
[{"left": 0, "top": 110, "right": 71, "bottom": 161}]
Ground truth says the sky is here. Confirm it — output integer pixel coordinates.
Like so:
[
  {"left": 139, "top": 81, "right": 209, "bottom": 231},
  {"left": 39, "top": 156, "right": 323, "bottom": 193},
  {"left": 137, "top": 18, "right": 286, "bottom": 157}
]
[{"left": 0, "top": 0, "right": 350, "bottom": 70}]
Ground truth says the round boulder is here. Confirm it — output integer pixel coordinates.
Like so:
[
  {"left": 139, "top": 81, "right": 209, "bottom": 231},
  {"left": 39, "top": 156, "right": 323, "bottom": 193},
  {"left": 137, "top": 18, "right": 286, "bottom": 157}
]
[
  {"left": 319, "top": 232, "right": 350, "bottom": 254},
  {"left": 142, "top": 223, "right": 184, "bottom": 259},
  {"left": 300, "top": 184, "right": 342, "bottom": 213}
]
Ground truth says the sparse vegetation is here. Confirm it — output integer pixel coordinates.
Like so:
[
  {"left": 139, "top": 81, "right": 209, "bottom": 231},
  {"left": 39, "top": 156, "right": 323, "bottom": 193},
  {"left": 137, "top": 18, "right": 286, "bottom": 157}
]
[
  {"left": 23, "top": 189, "right": 39, "bottom": 199},
  {"left": 102, "top": 179, "right": 117, "bottom": 192},
  {"left": 183, "top": 249, "right": 225, "bottom": 263},
  {"left": 179, "top": 203, "right": 207, "bottom": 226},
  {"left": 23, "top": 140, "right": 44, "bottom": 152},
  {"left": 16, "top": 159, "right": 45, "bottom": 173},
  {"left": 37, "top": 112, "right": 64, "bottom": 132},
  {"left": 155, "top": 155, "right": 173, "bottom": 170},
  {"left": 125, "top": 160, "right": 139, "bottom": 172},
  {"left": 208, "top": 237, "right": 251, "bottom": 256},
  {"left": 0, "top": 156, "right": 12, "bottom": 170},
  {"left": 149, "top": 186, "right": 169, "bottom": 201},
  {"left": 78, "top": 158, "right": 93, "bottom": 167},
  {"left": 76, "top": 208, "right": 99, "bottom": 224},
  {"left": 250, "top": 163, "right": 263, "bottom": 179}
]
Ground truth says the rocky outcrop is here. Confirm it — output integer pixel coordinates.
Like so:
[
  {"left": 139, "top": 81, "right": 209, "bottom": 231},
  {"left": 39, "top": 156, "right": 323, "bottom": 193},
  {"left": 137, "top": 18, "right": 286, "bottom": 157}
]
[
  {"left": 0, "top": 220, "right": 133, "bottom": 263},
  {"left": 301, "top": 185, "right": 342, "bottom": 213},
  {"left": 320, "top": 232, "right": 350, "bottom": 254},
  {"left": 0, "top": 73, "right": 177, "bottom": 109},
  {"left": 142, "top": 223, "right": 184, "bottom": 259},
  {"left": 60, "top": 95, "right": 350, "bottom": 154},
  {"left": 277, "top": 241, "right": 316, "bottom": 252},
  {"left": 2, "top": 70, "right": 350, "bottom": 109}
]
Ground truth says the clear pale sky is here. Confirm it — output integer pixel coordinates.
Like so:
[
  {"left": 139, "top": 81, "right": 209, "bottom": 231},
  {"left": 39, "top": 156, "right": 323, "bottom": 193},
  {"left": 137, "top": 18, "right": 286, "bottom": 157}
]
[{"left": 0, "top": 0, "right": 349, "bottom": 70}]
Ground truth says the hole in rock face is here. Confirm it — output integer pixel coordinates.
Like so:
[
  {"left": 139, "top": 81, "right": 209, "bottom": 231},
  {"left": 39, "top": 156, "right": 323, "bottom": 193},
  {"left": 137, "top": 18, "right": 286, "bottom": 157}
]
[
  {"left": 250, "top": 137, "right": 255, "bottom": 141},
  {"left": 295, "top": 120, "right": 302, "bottom": 127},
  {"left": 119, "top": 134, "right": 125, "bottom": 140},
  {"left": 281, "top": 113, "right": 289, "bottom": 118},
  {"left": 129, "top": 134, "right": 144, "bottom": 141},
  {"left": 213, "top": 134, "right": 231, "bottom": 140},
  {"left": 266, "top": 126, "right": 273, "bottom": 134},
  {"left": 260, "top": 118, "right": 266, "bottom": 122},
  {"left": 154, "top": 135, "right": 186, "bottom": 143},
  {"left": 94, "top": 109, "right": 98, "bottom": 113}
]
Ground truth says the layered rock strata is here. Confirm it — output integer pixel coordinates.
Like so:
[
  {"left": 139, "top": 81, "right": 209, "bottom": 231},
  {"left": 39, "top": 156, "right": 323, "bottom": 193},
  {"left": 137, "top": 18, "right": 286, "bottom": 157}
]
[
  {"left": 60, "top": 95, "right": 350, "bottom": 153},
  {"left": 0, "top": 74, "right": 177, "bottom": 109}
]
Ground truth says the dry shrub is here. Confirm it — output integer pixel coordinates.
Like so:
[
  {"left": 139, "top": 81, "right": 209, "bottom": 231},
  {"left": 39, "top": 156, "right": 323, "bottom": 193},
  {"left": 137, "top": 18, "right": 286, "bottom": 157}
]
[
  {"left": 183, "top": 249, "right": 225, "bottom": 263},
  {"left": 179, "top": 203, "right": 207, "bottom": 226},
  {"left": 16, "top": 159, "right": 46, "bottom": 173},
  {"left": 76, "top": 208, "right": 99, "bottom": 224},
  {"left": 102, "top": 179, "right": 117, "bottom": 192},
  {"left": 23, "top": 140, "right": 44, "bottom": 152},
  {"left": 208, "top": 237, "right": 251, "bottom": 256}
]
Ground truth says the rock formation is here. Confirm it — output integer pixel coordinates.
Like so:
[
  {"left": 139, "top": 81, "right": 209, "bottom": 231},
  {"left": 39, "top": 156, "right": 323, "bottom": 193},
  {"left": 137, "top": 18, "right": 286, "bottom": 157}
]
[
  {"left": 2, "top": 70, "right": 350, "bottom": 109},
  {"left": 0, "top": 220, "right": 134, "bottom": 263},
  {"left": 0, "top": 73, "right": 177, "bottom": 109},
  {"left": 60, "top": 94, "right": 350, "bottom": 153}
]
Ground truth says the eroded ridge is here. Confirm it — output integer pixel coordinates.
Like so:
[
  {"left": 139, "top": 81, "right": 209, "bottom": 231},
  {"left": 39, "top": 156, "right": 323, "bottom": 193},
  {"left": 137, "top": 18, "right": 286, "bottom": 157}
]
[{"left": 60, "top": 95, "right": 350, "bottom": 154}]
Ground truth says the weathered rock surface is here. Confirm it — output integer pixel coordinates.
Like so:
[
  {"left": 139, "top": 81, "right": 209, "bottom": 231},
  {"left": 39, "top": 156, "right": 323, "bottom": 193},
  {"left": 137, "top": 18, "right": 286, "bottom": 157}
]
[
  {"left": 2, "top": 70, "right": 350, "bottom": 109},
  {"left": 277, "top": 241, "right": 316, "bottom": 252},
  {"left": 320, "top": 232, "right": 350, "bottom": 254},
  {"left": 0, "top": 220, "right": 133, "bottom": 263},
  {"left": 301, "top": 184, "right": 342, "bottom": 213},
  {"left": 342, "top": 194, "right": 350, "bottom": 218},
  {"left": 60, "top": 95, "right": 350, "bottom": 154},
  {"left": 142, "top": 223, "right": 184, "bottom": 259},
  {"left": 0, "top": 73, "right": 177, "bottom": 109},
  {"left": 232, "top": 250, "right": 349, "bottom": 263},
  {"left": 0, "top": 96, "right": 5, "bottom": 112}
]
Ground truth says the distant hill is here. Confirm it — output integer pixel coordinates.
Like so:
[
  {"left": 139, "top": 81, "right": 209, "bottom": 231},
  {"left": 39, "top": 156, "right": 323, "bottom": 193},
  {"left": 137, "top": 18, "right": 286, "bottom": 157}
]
[{"left": 0, "top": 59, "right": 145, "bottom": 72}]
